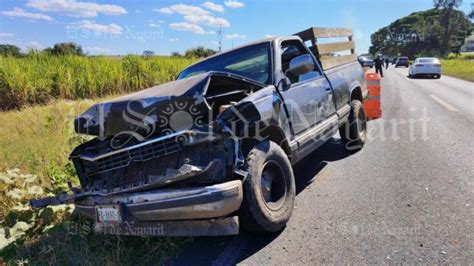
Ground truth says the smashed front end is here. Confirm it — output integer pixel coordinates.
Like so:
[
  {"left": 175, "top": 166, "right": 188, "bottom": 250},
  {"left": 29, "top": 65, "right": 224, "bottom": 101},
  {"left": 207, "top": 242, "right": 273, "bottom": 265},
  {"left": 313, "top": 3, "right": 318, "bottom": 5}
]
[{"left": 31, "top": 72, "right": 265, "bottom": 236}]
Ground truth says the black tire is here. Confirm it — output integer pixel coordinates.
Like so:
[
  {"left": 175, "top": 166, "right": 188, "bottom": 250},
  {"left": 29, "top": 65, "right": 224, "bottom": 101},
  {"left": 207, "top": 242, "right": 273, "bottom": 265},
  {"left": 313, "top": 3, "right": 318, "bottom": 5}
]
[
  {"left": 435, "top": 75, "right": 441, "bottom": 79},
  {"left": 339, "top": 100, "right": 367, "bottom": 151},
  {"left": 240, "top": 141, "right": 295, "bottom": 233}
]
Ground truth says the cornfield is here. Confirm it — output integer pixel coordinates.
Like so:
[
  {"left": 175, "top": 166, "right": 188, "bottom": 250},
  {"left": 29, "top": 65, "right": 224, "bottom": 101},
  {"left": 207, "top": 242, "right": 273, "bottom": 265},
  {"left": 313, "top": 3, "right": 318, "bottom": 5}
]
[{"left": 0, "top": 54, "right": 196, "bottom": 110}]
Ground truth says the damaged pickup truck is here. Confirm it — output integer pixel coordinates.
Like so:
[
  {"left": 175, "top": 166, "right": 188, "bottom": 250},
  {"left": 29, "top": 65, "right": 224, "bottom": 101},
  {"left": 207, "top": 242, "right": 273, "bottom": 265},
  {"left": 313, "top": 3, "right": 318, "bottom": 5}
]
[{"left": 31, "top": 27, "right": 368, "bottom": 236}]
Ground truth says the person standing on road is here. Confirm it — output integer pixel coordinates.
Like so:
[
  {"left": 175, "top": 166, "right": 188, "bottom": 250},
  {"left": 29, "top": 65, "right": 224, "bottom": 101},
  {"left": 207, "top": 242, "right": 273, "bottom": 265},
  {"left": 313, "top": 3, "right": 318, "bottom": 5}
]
[
  {"left": 385, "top": 58, "right": 390, "bottom": 69},
  {"left": 374, "top": 55, "right": 384, "bottom": 77}
]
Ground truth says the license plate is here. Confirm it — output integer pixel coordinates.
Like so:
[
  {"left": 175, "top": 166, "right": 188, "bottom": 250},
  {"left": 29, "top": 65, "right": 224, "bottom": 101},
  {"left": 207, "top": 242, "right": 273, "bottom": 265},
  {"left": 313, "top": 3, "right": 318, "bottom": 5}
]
[{"left": 96, "top": 205, "right": 121, "bottom": 224}]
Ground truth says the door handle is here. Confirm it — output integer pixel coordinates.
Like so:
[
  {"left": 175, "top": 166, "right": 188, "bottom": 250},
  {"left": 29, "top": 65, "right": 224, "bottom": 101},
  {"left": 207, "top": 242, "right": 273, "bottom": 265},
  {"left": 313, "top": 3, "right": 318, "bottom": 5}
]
[{"left": 325, "top": 87, "right": 332, "bottom": 92}]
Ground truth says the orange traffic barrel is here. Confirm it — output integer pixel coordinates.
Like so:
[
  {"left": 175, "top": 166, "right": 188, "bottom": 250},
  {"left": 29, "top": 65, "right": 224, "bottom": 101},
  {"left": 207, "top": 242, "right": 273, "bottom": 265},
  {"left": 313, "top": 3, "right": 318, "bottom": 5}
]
[{"left": 364, "top": 73, "right": 382, "bottom": 119}]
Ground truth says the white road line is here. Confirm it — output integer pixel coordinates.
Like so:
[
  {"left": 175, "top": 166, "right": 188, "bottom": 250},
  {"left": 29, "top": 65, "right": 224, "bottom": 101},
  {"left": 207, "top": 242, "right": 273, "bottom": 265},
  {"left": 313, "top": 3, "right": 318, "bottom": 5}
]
[{"left": 430, "top": 94, "right": 460, "bottom": 112}]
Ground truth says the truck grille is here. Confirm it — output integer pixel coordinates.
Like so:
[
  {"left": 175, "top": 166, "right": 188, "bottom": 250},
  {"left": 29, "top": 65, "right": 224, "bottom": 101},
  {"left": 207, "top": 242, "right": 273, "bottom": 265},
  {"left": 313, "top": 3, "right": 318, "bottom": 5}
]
[{"left": 82, "top": 136, "right": 183, "bottom": 175}]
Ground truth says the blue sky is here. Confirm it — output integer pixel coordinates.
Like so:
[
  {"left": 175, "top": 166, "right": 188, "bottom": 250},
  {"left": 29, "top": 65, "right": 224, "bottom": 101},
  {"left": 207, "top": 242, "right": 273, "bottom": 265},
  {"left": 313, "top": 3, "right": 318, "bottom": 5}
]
[{"left": 0, "top": 0, "right": 472, "bottom": 55}]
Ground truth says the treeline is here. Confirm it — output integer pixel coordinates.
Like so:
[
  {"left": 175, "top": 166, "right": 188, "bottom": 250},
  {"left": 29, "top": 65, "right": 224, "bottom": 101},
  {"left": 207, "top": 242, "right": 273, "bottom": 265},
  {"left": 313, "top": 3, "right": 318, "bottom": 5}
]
[
  {"left": 370, "top": 0, "right": 473, "bottom": 58},
  {"left": 0, "top": 42, "right": 217, "bottom": 58}
]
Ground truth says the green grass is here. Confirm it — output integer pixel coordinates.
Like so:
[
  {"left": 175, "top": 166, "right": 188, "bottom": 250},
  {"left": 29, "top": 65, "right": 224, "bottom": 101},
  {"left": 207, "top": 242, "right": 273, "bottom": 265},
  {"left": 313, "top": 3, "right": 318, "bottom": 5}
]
[
  {"left": 447, "top": 52, "right": 474, "bottom": 60},
  {"left": 441, "top": 58, "right": 474, "bottom": 82},
  {"left": 0, "top": 100, "right": 191, "bottom": 264},
  {"left": 0, "top": 54, "right": 196, "bottom": 110},
  {"left": 0, "top": 100, "right": 94, "bottom": 189},
  {"left": 0, "top": 54, "right": 199, "bottom": 263},
  {"left": 1, "top": 214, "right": 190, "bottom": 265}
]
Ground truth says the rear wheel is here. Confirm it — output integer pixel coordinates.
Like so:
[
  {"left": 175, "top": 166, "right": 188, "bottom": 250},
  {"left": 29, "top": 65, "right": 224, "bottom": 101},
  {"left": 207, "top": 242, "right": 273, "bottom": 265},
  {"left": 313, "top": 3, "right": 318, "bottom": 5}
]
[
  {"left": 339, "top": 100, "right": 367, "bottom": 151},
  {"left": 240, "top": 141, "right": 295, "bottom": 233}
]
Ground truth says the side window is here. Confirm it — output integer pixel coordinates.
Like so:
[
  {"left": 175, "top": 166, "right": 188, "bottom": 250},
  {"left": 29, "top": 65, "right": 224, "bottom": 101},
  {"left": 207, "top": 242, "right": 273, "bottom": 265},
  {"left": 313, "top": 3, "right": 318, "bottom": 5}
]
[{"left": 281, "top": 40, "right": 322, "bottom": 84}]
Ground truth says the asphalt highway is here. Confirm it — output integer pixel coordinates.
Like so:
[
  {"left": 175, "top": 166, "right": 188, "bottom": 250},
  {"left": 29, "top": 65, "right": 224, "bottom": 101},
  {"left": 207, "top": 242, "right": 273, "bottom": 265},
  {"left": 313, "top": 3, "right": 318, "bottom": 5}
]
[{"left": 171, "top": 66, "right": 474, "bottom": 265}]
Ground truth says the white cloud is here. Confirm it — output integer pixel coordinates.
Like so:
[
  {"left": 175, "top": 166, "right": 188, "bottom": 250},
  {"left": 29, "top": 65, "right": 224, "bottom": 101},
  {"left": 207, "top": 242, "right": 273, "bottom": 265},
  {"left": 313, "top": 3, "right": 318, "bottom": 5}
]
[
  {"left": 148, "top": 23, "right": 161, "bottom": 28},
  {"left": 0, "top": 32, "right": 14, "bottom": 38},
  {"left": 68, "top": 20, "right": 123, "bottom": 34},
  {"left": 225, "top": 33, "right": 246, "bottom": 40},
  {"left": 154, "top": 7, "right": 173, "bottom": 14},
  {"left": 27, "top": 0, "right": 127, "bottom": 17},
  {"left": 157, "top": 4, "right": 210, "bottom": 16},
  {"left": 157, "top": 4, "right": 230, "bottom": 28},
  {"left": 84, "top": 46, "right": 111, "bottom": 54},
  {"left": 1, "top": 7, "right": 53, "bottom": 21},
  {"left": 202, "top": 2, "right": 224, "bottom": 13},
  {"left": 169, "top": 38, "right": 179, "bottom": 42},
  {"left": 265, "top": 34, "right": 276, "bottom": 38},
  {"left": 224, "top": 1, "right": 245, "bottom": 8},
  {"left": 184, "top": 14, "right": 230, "bottom": 28},
  {"left": 169, "top": 22, "right": 213, "bottom": 35}
]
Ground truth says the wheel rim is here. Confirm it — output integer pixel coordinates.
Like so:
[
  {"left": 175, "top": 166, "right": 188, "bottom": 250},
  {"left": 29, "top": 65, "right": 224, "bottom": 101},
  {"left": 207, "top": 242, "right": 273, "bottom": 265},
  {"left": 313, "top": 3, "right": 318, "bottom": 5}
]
[{"left": 260, "top": 160, "right": 286, "bottom": 210}]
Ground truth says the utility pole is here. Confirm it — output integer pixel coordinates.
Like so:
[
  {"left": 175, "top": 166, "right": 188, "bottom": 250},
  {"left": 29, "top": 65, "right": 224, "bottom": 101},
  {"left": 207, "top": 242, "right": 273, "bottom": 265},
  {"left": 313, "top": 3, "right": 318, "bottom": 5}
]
[{"left": 217, "top": 24, "right": 223, "bottom": 52}]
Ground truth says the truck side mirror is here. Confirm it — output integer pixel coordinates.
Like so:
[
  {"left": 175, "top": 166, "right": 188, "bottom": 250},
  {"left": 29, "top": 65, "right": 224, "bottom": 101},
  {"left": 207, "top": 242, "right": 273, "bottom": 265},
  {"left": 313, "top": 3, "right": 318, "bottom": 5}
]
[
  {"left": 279, "top": 77, "right": 291, "bottom": 91},
  {"left": 286, "top": 54, "right": 315, "bottom": 77}
]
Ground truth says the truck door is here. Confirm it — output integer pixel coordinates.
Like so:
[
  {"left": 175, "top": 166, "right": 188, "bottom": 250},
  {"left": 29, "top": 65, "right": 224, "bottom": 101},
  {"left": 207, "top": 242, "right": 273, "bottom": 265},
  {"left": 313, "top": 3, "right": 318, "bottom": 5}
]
[{"left": 279, "top": 40, "right": 336, "bottom": 137}]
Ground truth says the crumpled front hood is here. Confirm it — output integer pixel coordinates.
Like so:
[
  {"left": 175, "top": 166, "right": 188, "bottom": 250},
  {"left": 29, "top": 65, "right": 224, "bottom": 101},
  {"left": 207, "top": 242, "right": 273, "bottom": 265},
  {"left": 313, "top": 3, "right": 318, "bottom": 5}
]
[{"left": 74, "top": 73, "right": 211, "bottom": 138}]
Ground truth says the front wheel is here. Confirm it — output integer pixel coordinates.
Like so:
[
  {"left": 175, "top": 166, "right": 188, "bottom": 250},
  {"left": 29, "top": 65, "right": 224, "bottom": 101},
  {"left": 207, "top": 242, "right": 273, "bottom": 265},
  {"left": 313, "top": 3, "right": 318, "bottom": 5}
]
[
  {"left": 339, "top": 100, "right": 367, "bottom": 151},
  {"left": 240, "top": 141, "right": 295, "bottom": 233}
]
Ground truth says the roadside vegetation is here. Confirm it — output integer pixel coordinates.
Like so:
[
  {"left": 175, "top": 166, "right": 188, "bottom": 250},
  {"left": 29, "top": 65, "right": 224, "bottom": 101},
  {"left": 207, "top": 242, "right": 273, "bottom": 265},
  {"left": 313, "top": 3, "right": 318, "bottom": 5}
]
[
  {"left": 0, "top": 53, "right": 196, "bottom": 111},
  {"left": 369, "top": 3, "right": 472, "bottom": 58},
  {"left": 369, "top": 0, "right": 473, "bottom": 82},
  {"left": 441, "top": 53, "right": 474, "bottom": 81},
  {"left": 0, "top": 100, "right": 190, "bottom": 264},
  {"left": 0, "top": 42, "right": 211, "bottom": 263}
]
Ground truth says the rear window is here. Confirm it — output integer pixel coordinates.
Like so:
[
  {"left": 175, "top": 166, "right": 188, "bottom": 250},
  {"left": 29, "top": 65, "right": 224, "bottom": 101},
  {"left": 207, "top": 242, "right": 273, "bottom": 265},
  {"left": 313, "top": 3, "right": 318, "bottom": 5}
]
[{"left": 419, "top": 59, "right": 439, "bottom": 63}]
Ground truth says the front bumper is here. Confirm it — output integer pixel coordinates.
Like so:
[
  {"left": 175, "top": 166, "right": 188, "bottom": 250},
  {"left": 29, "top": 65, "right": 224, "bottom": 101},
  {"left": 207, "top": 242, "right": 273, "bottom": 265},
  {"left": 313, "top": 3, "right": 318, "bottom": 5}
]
[
  {"left": 411, "top": 70, "right": 442, "bottom": 75},
  {"left": 75, "top": 180, "right": 243, "bottom": 222}
]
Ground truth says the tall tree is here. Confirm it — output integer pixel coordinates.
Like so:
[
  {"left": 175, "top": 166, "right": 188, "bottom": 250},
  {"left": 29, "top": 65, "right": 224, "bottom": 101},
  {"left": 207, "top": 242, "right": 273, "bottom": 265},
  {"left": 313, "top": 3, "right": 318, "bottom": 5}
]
[
  {"left": 44, "top": 42, "right": 84, "bottom": 56},
  {"left": 142, "top": 50, "right": 155, "bottom": 58},
  {"left": 0, "top": 44, "right": 22, "bottom": 57},
  {"left": 433, "top": 0, "right": 463, "bottom": 55},
  {"left": 184, "top": 46, "right": 217, "bottom": 58},
  {"left": 370, "top": 8, "right": 471, "bottom": 57}
]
